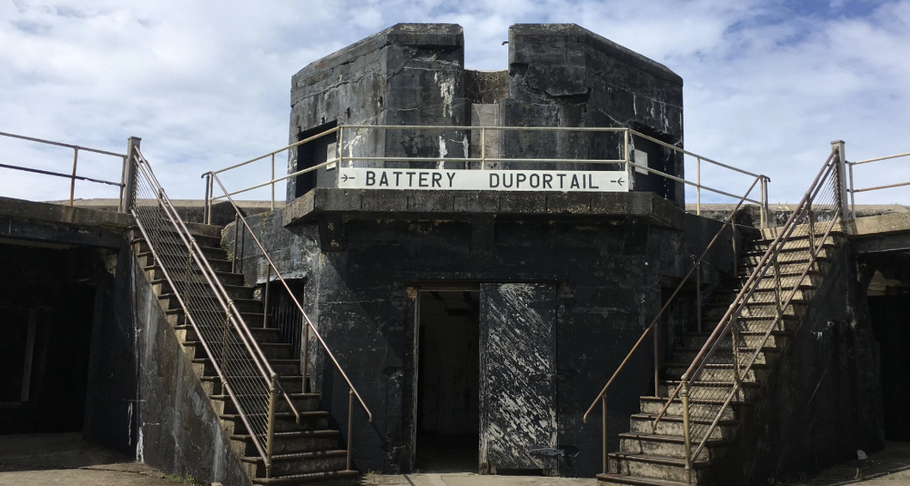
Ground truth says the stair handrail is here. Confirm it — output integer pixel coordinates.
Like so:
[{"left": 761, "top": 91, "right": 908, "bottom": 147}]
[
  {"left": 206, "top": 170, "right": 373, "bottom": 470},
  {"left": 582, "top": 173, "right": 767, "bottom": 474},
  {"left": 131, "top": 151, "right": 301, "bottom": 478},
  {"left": 653, "top": 149, "right": 844, "bottom": 482}
]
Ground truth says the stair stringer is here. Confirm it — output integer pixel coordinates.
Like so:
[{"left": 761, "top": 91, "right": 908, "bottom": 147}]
[
  {"left": 709, "top": 240, "right": 883, "bottom": 485},
  {"left": 132, "top": 249, "right": 253, "bottom": 486}
]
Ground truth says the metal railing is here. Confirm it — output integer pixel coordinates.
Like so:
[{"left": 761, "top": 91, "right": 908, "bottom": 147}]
[
  {"left": 130, "top": 148, "right": 302, "bottom": 478},
  {"left": 847, "top": 147, "right": 910, "bottom": 218},
  {"left": 202, "top": 125, "right": 769, "bottom": 227},
  {"left": 0, "top": 130, "right": 127, "bottom": 208},
  {"left": 206, "top": 170, "right": 373, "bottom": 471},
  {"left": 654, "top": 147, "right": 846, "bottom": 483},
  {"left": 582, "top": 173, "right": 767, "bottom": 474}
]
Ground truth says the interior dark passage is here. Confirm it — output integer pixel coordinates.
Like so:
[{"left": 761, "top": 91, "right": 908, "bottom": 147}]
[
  {"left": 294, "top": 121, "right": 338, "bottom": 198},
  {"left": 416, "top": 290, "right": 480, "bottom": 472},
  {"left": 0, "top": 243, "right": 98, "bottom": 434}
]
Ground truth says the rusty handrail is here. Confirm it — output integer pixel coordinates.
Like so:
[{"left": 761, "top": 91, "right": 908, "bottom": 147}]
[
  {"left": 203, "top": 125, "right": 770, "bottom": 228},
  {"left": 846, "top": 148, "right": 910, "bottom": 218},
  {"left": 0, "top": 131, "right": 126, "bottom": 206},
  {"left": 582, "top": 174, "right": 765, "bottom": 474},
  {"left": 655, "top": 148, "right": 843, "bottom": 481},
  {"left": 207, "top": 171, "right": 373, "bottom": 470}
]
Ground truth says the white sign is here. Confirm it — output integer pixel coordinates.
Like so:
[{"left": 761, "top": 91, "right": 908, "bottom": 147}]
[{"left": 337, "top": 168, "right": 629, "bottom": 192}]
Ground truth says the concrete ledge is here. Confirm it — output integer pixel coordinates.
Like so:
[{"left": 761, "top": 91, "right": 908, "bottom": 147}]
[
  {"left": 0, "top": 196, "right": 134, "bottom": 230},
  {"left": 283, "top": 189, "right": 685, "bottom": 229}
]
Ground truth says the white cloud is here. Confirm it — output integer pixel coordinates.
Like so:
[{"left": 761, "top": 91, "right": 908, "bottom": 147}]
[{"left": 1, "top": 0, "right": 908, "bottom": 206}]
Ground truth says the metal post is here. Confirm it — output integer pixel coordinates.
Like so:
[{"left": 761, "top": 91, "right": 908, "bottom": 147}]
[
  {"left": 480, "top": 127, "right": 486, "bottom": 170},
  {"left": 653, "top": 328, "right": 659, "bottom": 398},
  {"left": 696, "top": 157, "right": 701, "bottom": 216},
  {"left": 831, "top": 140, "right": 849, "bottom": 222},
  {"left": 69, "top": 147, "right": 79, "bottom": 206},
  {"left": 120, "top": 137, "right": 141, "bottom": 213},
  {"left": 266, "top": 373, "right": 279, "bottom": 479},
  {"left": 301, "top": 323, "right": 309, "bottom": 393},
  {"left": 602, "top": 394, "right": 607, "bottom": 474},
  {"left": 203, "top": 173, "right": 213, "bottom": 225},
  {"left": 760, "top": 176, "right": 769, "bottom": 230},
  {"left": 270, "top": 153, "right": 276, "bottom": 211},
  {"left": 680, "top": 378, "right": 692, "bottom": 484},
  {"left": 263, "top": 265, "right": 271, "bottom": 329},
  {"left": 696, "top": 261, "right": 702, "bottom": 333},
  {"left": 347, "top": 389, "right": 354, "bottom": 471}
]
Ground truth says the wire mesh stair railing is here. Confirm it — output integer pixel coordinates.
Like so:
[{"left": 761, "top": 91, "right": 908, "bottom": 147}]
[
  {"left": 653, "top": 148, "right": 847, "bottom": 484},
  {"left": 130, "top": 149, "right": 300, "bottom": 479}
]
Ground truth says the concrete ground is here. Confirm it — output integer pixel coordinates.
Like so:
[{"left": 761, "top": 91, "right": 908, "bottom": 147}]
[
  {"left": 2, "top": 433, "right": 910, "bottom": 486},
  {"left": 0, "top": 432, "right": 192, "bottom": 485}
]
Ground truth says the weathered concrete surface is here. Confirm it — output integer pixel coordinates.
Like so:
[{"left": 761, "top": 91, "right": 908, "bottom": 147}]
[
  {"left": 361, "top": 473, "right": 596, "bottom": 485},
  {"left": 0, "top": 196, "right": 132, "bottom": 248},
  {"left": 132, "top": 252, "right": 251, "bottom": 486},
  {"left": 715, "top": 241, "right": 884, "bottom": 484},
  {"left": 223, "top": 202, "right": 744, "bottom": 477},
  {"left": 284, "top": 189, "right": 686, "bottom": 231}
]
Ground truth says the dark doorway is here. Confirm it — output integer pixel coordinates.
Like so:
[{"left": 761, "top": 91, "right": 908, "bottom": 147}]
[
  {"left": 294, "top": 121, "right": 338, "bottom": 198},
  {"left": 416, "top": 290, "right": 480, "bottom": 472},
  {"left": 0, "top": 244, "right": 97, "bottom": 434}
]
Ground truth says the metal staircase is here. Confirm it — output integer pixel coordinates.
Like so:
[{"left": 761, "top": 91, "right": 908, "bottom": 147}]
[
  {"left": 590, "top": 148, "right": 849, "bottom": 485},
  {"left": 129, "top": 149, "right": 369, "bottom": 485}
]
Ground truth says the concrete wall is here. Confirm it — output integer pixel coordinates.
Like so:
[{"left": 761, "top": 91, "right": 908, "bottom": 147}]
[
  {"left": 287, "top": 23, "right": 684, "bottom": 206},
  {"left": 132, "top": 253, "right": 251, "bottom": 486},
  {"left": 222, "top": 205, "right": 743, "bottom": 477},
  {"left": 715, "top": 242, "right": 884, "bottom": 484}
]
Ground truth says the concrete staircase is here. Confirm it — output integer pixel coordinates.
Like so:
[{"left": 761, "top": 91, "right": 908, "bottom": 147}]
[
  {"left": 131, "top": 222, "right": 358, "bottom": 486},
  {"left": 598, "top": 232, "right": 841, "bottom": 486}
]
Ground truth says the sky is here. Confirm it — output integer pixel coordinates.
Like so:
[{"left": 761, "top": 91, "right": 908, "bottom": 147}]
[{"left": 1, "top": 0, "right": 908, "bottom": 206}]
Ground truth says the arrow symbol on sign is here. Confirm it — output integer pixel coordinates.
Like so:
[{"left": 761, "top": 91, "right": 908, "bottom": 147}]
[
  {"left": 611, "top": 177, "right": 625, "bottom": 187},
  {"left": 341, "top": 174, "right": 354, "bottom": 183}
]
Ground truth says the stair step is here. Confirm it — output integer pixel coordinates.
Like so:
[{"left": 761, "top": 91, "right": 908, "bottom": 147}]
[
  {"left": 175, "top": 325, "right": 283, "bottom": 345},
  {"left": 193, "top": 357, "right": 299, "bottom": 377},
  {"left": 681, "top": 330, "right": 790, "bottom": 350},
  {"left": 618, "top": 432, "right": 726, "bottom": 461},
  {"left": 166, "top": 309, "right": 266, "bottom": 328},
  {"left": 597, "top": 473, "right": 689, "bottom": 486},
  {"left": 214, "top": 393, "right": 320, "bottom": 414},
  {"left": 137, "top": 250, "right": 233, "bottom": 272},
  {"left": 639, "top": 397, "right": 740, "bottom": 421},
  {"left": 159, "top": 293, "right": 263, "bottom": 314},
  {"left": 221, "top": 411, "right": 331, "bottom": 433},
  {"left": 143, "top": 264, "right": 245, "bottom": 286},
  {"left": 673, "top": 346, "right": 779, "bottom": 366},
  {"left": 665, "top": 362, "right": 770, "bottom": 383},
  {"left": 185, "top": 340, "right": 292, "bottom": 361},
  {"left": 152, "top": 280, "right": 253, "bottom": 300},
  {"left": 702, "top": 300, "right": 807, "bottom": 320},
  {"left": 608, "top": 452, "right": 712, "bottom": 483},
  {"left": 659, "top": 380, "right": 760, "bottom": 402},
  {"left": 243, "top": 450, "right": 348, "bottom": 477},
  {"left": 251, "top": 469, "right": 359, "bottom": 485}
]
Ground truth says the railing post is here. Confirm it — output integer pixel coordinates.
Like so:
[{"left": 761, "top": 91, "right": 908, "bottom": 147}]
[
  {"left": 480, "top": 127, "right": 486, "bottom": 170},
  {"left": 301, "top": 323, "right": 310, "bottom": 393},
  {"left": 69, "top": 147, "right": 79, "bottom": 207},
  {"left": 347, "top": 389, "right": 354, "bottom": 471},
  {"left": 203, "top": 173, "right": 213, "bottom": 225},
  {"left": 696, "top": 157, "right": 701, "bottom": 216},
  {"left": 270, "top": 153, "right": 276, "bottom": 211},
  {"left": 602, "top": 394, "right": 608, "bottom": 474},
  {"left": 263, "top": 265, "right": 271, "bottom": 329},
  {"left": 730, "top": 310, "right": 743, "bottom": 395},
  {"left": 681, "top": 378, "right": 692, "bottom": 484},
  {"left": 653, "top": 328, "right": 659, "bottom": 398},
  {"left": 120, "top": 137, "right": 141, "bottom": 213},
  {"left": 696, "top": 260, "right": 702, "bottom": 333},
  {"left": 266, "top": 373, "right": 279, "bottom": 479},
  {"left": 831, "top": 140, "right": 849, "bottom": 222},
  {"left": 760, "top": 176, "right": 769, "bottom": 230}
]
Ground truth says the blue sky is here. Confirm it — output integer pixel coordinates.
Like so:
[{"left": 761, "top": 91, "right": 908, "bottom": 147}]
[{"left": 1, "top": 0, "right": 908, "bottom": 205}]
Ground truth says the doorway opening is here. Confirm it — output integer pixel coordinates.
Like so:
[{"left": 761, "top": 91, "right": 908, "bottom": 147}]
[{"left": 416, "top": 289, "right": 480, "bottom": 473}]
